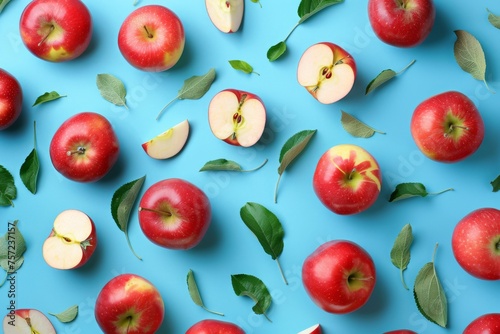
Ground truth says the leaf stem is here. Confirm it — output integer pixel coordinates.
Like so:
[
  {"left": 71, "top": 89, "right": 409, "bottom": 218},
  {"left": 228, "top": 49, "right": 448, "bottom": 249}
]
[
  {"left": 431, "top": 242, "right": 439, "bottom": 264},
  {"left": 242, "top": 158, "right": 268, "bottom": 172},
  {"left": 400, "top": 268, "right": 409, "bottom": 290},
  {"left": 276, "top": 258, "right": 288, "bottom": 285},
  {"left": 397, "top": 59, "right": 416, "bottom": 75},
  {"left": 33, "top": 121, "right": 37, "bottom": 148},
  {"left": 274, "top": 174, "right": 282, "bottom": 203},
  {"left": 202, "top": 306, "right": 225, "bottom": 317},
  {"left": 483, "top": 79, "right": 496, "bottom": 94},
  {"left": 125, "top": 232, "right": 142, "bottom": 260},
  {"left": 156, "top": 96, "right": 180, "bottom": 121},
  {"left": 428, "top": 188, "right": 454, "bottom": 196},
  {"left": 284, "top": 22, "right": 300, "bottom": 43}
]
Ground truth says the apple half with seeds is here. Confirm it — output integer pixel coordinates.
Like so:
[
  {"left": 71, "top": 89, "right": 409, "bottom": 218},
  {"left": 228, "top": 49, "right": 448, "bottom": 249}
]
[
  {"left": 205, "top": 0, "right": 244, "bottom": 33},
  {"left": 3, "top": 309, "right": 56, "bottom": 334},
  {"left": 142, "top": 119, "right": 190, "bottom": 159}
]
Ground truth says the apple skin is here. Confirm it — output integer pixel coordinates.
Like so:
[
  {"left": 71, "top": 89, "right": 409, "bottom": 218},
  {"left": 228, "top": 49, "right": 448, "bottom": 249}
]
[
  {"left": 138, "top": 178, "right": 212, "bottom": 250},
  {"left": 185, "top": 319, "right": 245, "bottom": 334},
  {"left": 410, "top": 91, "right": 484, "bottom": 163},
  {"left": 452, "top": 208, "right": 500, "bottom": 280},
  {"left": 368, "top": 0, "right": 435, "bottom": 47},
  {"left": 313, "top": 144, "right": 382, "bottom": 215},
  {"left": 384, "top": 331, "right": 417, "bottom": 334},
  {"left": 0, "top": 69, "right": 23, "bottom": 130},
  {"left": 298, "top": 323, "right": 322, "bottom": 334},
  {"left": 463, "top": 313, "right": 500, "bottom": 334},
  {"left": 302, "top": 240, "right": 376, "bottom": 314},
  {"left": 118, "top": 5, "right": 185, "bottom": 72},
  {"left": 3, "top": 309, "right": 56, "bottom": 334},
  {"left": 49, "top": 112, "right": 120, "bottom": 183},
  {"left": 19, "top": 0, "right": 92, "bottom": 62},
  {"left": 95, "top": 273, "right": 165, "bottom": 334}
]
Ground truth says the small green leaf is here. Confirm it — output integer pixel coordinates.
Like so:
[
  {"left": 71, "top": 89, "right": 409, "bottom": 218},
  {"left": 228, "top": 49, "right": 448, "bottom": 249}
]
[
  {"left": 20, "top": 121, "right": 40, "bottom": 194},
  {"left": 49, "top": 305, "right": 78, "bottom": 323},
  {"left": 111, "top": 175, "right": 146, "bottom": 260},
  {"left": 0, "top": 0, "right": 12, "bottom": 13},
  {"left": 231, "top": 274, "right": 272, "bottom": 320},
  {"left": 187, "top": 269, "right": 224, "bottom": 316},
  {"left": 491, "top": 174, "right": 500, "bottom": 192},
  {"left": 390, "top": 224, "right": 413, "bottom": 290},
  {"left": 389, "top": 183, "right": 453, "bottom": 202},
  {"left": 275, "top": 129, "right": 316, "bottom": 203},
  {"left": 250, "top": 0, "right": 262, "bottom": 7},
  {"left": 298, "top": 0, "right": 344, "bottom": 24},
  {"left": 32, "top": 91, "right": 66, "bottom": 106},
  {"left": 0, "top": 165, "right": 16, "bottom": 207},
  {"left": 267, "top": 41, "right": 287, "bottom": 62},
  {"left": 365, "top": 60, "right": 416, "bottom": 95},
  {"left": 96, "top": 74, "right": 128, "bottom": 109},
  {"left": 0, "top": 221, "right": 27, "bottom": 286},
  {"left": 340, "top": 111, "right": 385, "bottom": 138},
  {"left": 229, "top": 60, "right": 259, "bottom": 75},
  {"left": 487, "top": 8, "right": 500, "bottom": 29},
  {"left": 199, "top": 158, "right": 267, "bottom": 172}
]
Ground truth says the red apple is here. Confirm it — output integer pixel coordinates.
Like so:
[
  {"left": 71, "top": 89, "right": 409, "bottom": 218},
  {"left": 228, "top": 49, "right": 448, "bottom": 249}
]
[
  {"left": 95, "top": 273, "right": 164, "bottom": 334},
  {"left": 452, "top": 208, "right": 500, "bottom": 280},
  {"left": 368, "top": 0, "right": 435, "bottom": 47},
  {"left": 42, "top": 209, "right": 97, "bottom": 270},
  {"left": 0, "top": 69, "right": 22, "bottom": 130},
  {"left": 384, "top": 331, "right": 417, "bottom": 334},
  {"left": 313, "top": 144, "right": 382, "bottom": 215},
  {"left": 297, "top": 42, "right": 356, "bottom": 104},
  {"left": 302, "top": 240, "right": 376, "bottom": 314},
  {"left": 3, "top": 309, "right": 56, "bottom": 334},
  {"left": 463, "top": 313, "right": 500, "bottom": 334},
  {"left": 138, "top": 178, "right": 212, "bottom": 250},
  {"left": 410, "top": 91, "right": 484, "bottom": 163},
  {"left": 185, "top": 319, "right": 245, "bottom": 334},
  {"left": 208, "top": 89, "right": 266, "bottom": 147},
  {"left": 118, "top": 5, "right": 185, "bottom": 72},
  {"left": 205, "top": 0, "right": 244, "bottom": 33},
  {"left": 49, "top": 112, "right": 120, "bottom": 182},
  {"left": 19, "top": 0, "right": 92, "bottom": 62},
  {"left": 298, "top": 323, "right": 322, "bottom": 334}
]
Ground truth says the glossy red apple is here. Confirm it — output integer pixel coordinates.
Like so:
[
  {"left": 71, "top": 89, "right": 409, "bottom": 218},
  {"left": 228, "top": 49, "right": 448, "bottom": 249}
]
[
  {"left": 3, "top": 309, "right": 56, "bottom": 334},
  {"left": 49, "top": 112, "right": 120, "bottom": 182},
  {"left": 185, "top": 319, "right": 245, "bottom": 334},
  {"left": 452, "top": 208, "right": 500, "bottom": 280},
  {"left": 95, "top": 273, "right": 164, "bottom": 334},
  {"left": 19, "top": 0, "right": 92, "bottom": 62},
  {"left": 463, "top": 313, "right": 500, "bottom": 334},
  {"left": 118, "top": 5, "right": 185, "bottom": 72},
  {"left": 138, "top": 178, "right": 212, "bottom": 250},
  {"left": 0, "top": 69, "right": 22, "bottom": 130},
  {"left": 302, "top": 240, "right": 376, "bottom": 314},
  {"left": 410, "top": 91, "right": 484, "bottom": 163},
  {"left": 368, "top": 0, "right": 435, "bottom": 47},
  {"left": 313, "top": 144, "right": 382, "bottom": 215}
]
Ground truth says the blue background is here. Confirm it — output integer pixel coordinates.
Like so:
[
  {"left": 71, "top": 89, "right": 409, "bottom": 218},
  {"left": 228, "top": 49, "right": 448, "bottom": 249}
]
[{"left": 1, "top": 0, "right": 500, "bottom": 333}]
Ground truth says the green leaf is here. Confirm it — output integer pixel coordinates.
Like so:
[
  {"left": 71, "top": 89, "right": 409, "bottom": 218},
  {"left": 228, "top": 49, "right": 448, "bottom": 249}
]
[
  {"left": 491, "top": 174, "right": 500, "bottom": 192},
  {"left": 187, "top": 269, "right": 224, "bottom": 316},
  {"left": 274, "top": 129, "right": 316, "bottom": 203},
  {"left": 0, "top": 165, "right": 16, "bottom": 207},
  {"left": 96, "top": 74, "right": 128, "bottom": 109},
  {"left": 20, "top": 121, "right": 39, "bottom": 194},
  {"left": 49, "top": 305, "right": 78, "bottom": 323},
  {"left": 453, "top": 30, "right": 493, "bottom": 93},
  {"left": 390, "top": 224, "right": 413, "bottom": 290},
  {"left": 0, "top": 0, "right": 12, "bottom": 13},
  {"left": 365, "top": 59, "right": 416, "bottom": 95},
  {"left": 389, "top": 183, "right": 453, "bottom": 202},
  {"left": 111, "top": 175, "right": 146, "bottom": 260},
  {"left": 298, "top": 0, "right": 344, "bottom": 24},
  {"left": 240, "top": 202, "right": 287, "bottom": 284},
  {"left": 487, "top": 8, "right": 500, "bottom": 29},
  {"left": 157, "top": 68, "right": 216, "bottom": 120},
  {"left": 199, "top": 158, "right": 267, "bottom": 172},
  {"left": 267, "top": 41, "right": 287, "bottom": 62},
  {"left": 250, "top": 0, "right": 262, "bottom": 7},
  {"left": 0, "top": 221, "right": 27, "bottom": 286},
  {"left": 32, "top": 91, "right": 66, "bottom": 106},
  {"left": 231, "top": 274, "right": 272, "bottom": 320},
  {"left": 413, "top": 244, "right": 447, "bottom": 328},
  {"left": 340, "top": 111, "right": 385, "bottom": 138},
  {"left": 229, "top": 60, "right": 259, "bottom": 75}
]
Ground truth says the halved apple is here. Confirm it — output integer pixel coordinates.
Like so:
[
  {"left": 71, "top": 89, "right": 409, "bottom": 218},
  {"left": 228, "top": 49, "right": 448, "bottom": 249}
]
[
  {"left": 297, "top": 42, "right": 356, "bottom": 104},
  {"left": 208, "top": 89, "right": 266, "bottom": 147},
  {"left": 3, "top": 309, "right": 56, "bottom": 334},
  {"left": 298, "top": 324, "right": 322, "bottom": 334},
  {"left": 142, "top": 119, "right": 190, "bottom": 159},
  {"left": 42, "top": 209, "right": 97, "bottom": 270},
  {"left": 205, "top": 0, "right": 244, "bottom": 33}
]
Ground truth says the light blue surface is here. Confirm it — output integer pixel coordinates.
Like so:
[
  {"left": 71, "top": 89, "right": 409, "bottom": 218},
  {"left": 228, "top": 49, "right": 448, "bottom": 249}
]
[{"left": 1, "top": 0, "right": 499, "bottom": 333}]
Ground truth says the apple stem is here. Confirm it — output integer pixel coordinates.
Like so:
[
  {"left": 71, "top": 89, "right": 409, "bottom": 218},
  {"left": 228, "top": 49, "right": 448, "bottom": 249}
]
[
  {"left": 138, "top": 207, "right": 172, "bottom": 217},
  {"left": 274, "top": 174, "right": 282, "bottom": 203},
  {"left": 242, "top": 158, "right": 268, "bottom": 172},
  {"left": 156, "top": 97, "right": 179, "bottom": 121},
  {"left": 67, "top": 147, "right": 86, "bottom": 156},
  {"left": 38, "top": 24, "right": 55, "bottom": 47},
  {"left": 276, "top": 258, "right": 288, "bottom": 285},
  {"left": 347, "top": 169, "right": 357, "bottom": 180},
  {"left": 143, "top": 25, "right": 154, "bottom": 39},
  {"left": 397, "top": 59, "right": 416, "bottom": 75}
]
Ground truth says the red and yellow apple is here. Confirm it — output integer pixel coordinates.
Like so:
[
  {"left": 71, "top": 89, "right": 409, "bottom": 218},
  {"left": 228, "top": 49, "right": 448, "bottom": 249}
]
[
  {"left": 0, "top": 68, "right": 23, "bottom": 130},
  {"left": 142, "top": 119, "right": 190, "bottom": 159},
  {"left": 185, "top": 319, "right": 245, "bottom": 334},
  {"left": 463, "top": 313, "right": 500, "bottom": 334},
  {"left": 205, "top": 0, "right": 244, "bottom": 33}
]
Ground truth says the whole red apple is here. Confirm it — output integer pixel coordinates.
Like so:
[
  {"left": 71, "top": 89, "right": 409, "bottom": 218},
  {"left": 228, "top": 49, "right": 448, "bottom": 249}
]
[
  {"left": 463, "top": 313, "right": 500, "bottom": 334},
  {"left": 95, "top": 273, "right": 164, "bottom": 334},
  {"left": 410, "top": 91, "right": 484, "bottom": 163},
  {"left": 19, "top": 0, "right": 92, "bottom": 62},
  {"left": 118, "top": 5, "right": 185, "bottom": 72},
  {"left": 3, "top": 309, "right": 56, "bottom": 334},
  {"left": 302, "top": 240, "right": 376, "bottom": 314},
  {"left": 49, "top": 112, "right": 120, "bottom": 183},
  {"left": 368, "top": 0, "right": 435, "bottom": 47},
  {"left": 0, "top": 69, "right": 22, "bottom": 130},
  {"left": 313, "top": 144, "right": 382, "bottom": 215},
  {"left": 452, "top": 208, "right": 500, "bottom": 280},
  {"left": 138, "top": 178, "right": 212, "bottom": 250},
  {"left": 185, "top": 319, "right": 245, "bottom": 334}
]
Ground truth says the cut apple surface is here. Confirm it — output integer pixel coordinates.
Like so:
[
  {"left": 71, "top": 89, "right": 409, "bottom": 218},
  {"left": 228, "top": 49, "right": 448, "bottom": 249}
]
[
  {"left": 298, "top": 323, "right": 322, "bottom": 334},
  {"left": 297, "top": 42, "right": 356, "bottom": 104},
  {"left": 205, "top": 0, "right": 244, "bottom": 33},
  {"left": 142, "top": 119, "right": 190, "bottom": 159},
  {"left": 208, "top": 89, "right": 266, "bottom": 147},
  {"left": 3, "top": 309, "right": 56, "bottom": 334}
]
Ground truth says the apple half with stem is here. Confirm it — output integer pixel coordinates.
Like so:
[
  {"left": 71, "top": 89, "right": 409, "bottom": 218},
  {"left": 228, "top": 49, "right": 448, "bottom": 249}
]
[
  {"left": 297, "top": 42, "right": 356, "bottom": 104},
  {"left": 298, "top": 324, "right": 322, "bottom": 334},
  {"left": 205, "top": 0, "right": 244, "bottom": 33},
  {"left": 3, "top": 309, "right": 56, "bottom": 334},
  {"left": 208, "top": 89, "right": 266, "bottom": 147},
  {"left": 142, "top": 119, "right": 190, "bottom": 159},
  {"left": 42, "top": 209, "right": 97, "bottom": 270}
]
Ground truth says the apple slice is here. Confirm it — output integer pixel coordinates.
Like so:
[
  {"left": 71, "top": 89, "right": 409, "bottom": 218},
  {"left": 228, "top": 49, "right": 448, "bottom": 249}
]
[
  {"left": 42, "top": 209, "right": 97, "bottom": 270},
  {"left": 297, "top": 42, "right": 356, "bottom": 104},
  {"left": 3, "top": 309, "right": 56, "bottom": 334},
  {"left": 142, "top": 119, "right": 190, "bottom": 159},
  {"left": 208, "top": 89, "right": 266, "bottom": 147},
  {"left": 298, "top": 324, "right": 322, "bottom": 334},
  {"left": 205, "top": 0, "right": 244, "bottom": 33}
]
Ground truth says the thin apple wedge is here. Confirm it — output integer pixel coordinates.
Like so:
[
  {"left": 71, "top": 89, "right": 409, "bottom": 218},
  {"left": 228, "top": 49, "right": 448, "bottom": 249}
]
[
  {"left": 142, "top": 119, "right": 190, "bottom": 159},
  {"left": 298, "top": 324, "right": 322, "bottom": 334},
  {"left": 205, "top": 0, "right": 244, "bottom": 33}
]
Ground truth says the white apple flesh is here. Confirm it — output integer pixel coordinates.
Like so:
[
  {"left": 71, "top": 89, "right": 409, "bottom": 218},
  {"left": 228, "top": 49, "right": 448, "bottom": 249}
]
[
  {"left": 142, "top": 119, "right": 190, "bottom": 159},
  {"left": 205, "top": 0, "right": 244, "bottom": 33},
  {"left": 3, "top": 309, "right": 56, "bottom": 334},
  {"left": 298, "top": 323, "right": 322, "bottom": 334}
]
